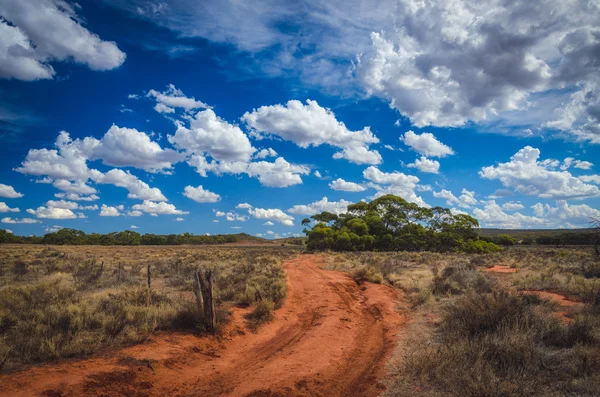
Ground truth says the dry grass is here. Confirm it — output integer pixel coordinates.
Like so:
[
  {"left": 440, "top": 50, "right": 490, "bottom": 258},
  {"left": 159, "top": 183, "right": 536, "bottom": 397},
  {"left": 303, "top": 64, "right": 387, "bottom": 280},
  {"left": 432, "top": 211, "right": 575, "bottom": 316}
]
[{"left": 0, "top": 244, "right": 297, "bottom": 371}]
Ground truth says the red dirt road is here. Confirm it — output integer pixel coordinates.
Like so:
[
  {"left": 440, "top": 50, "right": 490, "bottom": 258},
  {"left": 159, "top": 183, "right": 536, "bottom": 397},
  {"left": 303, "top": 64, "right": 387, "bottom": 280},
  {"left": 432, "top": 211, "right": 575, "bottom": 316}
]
[{"left": 0, "top": 254, "right": 405, "bottom": 397}]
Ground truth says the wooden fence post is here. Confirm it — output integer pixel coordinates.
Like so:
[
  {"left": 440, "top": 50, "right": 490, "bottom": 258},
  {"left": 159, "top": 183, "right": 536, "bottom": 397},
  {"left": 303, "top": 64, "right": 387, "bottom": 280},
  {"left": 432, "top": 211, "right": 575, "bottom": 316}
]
[
  {"left": 193, "top": 270, "right": 204, "bottom": 315},
  {"left": 118, "top": 262, "right": 122, "bottom": 282},
  {"left": 147, "top": 264, "right": 151, "bottom": 288},
  {"left": 196, "top": 268, "right": 216, "bottom": 333}
]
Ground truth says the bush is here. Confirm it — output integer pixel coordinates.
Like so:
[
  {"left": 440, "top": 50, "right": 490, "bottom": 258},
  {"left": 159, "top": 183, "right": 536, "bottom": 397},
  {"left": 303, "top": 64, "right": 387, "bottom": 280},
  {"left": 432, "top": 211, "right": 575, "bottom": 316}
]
[
  {"left": 397, "top": 291, "right": 600, "bottom": 397},
  {"left": 432, "top": 263, "right": 494, "bottom": 295},
  {"left": 352, "top": 266, "right": 383, "bottom": 284},
  {"left": 244, "top": 300, "right": 274, "bottom": 331}
]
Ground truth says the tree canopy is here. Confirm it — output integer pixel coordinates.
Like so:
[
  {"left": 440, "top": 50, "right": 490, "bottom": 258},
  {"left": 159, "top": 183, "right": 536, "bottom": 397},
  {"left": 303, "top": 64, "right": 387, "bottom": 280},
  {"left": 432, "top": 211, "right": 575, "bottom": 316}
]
[{"left": 303, "top": 194, "right": 501, "bottom": 253}]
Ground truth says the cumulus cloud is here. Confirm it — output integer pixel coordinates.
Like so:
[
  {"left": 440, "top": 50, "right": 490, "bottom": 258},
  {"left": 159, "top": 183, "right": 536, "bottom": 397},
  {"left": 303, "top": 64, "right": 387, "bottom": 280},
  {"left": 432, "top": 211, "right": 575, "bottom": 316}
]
[
  {"left": 248, "top": 207, "right": 295, "bottom": 226},
  {"left": 400, "top": 131, "right": 454, "bottom": 158},
  {"left": 146, "top": 84, "right": 210, "bottom": 113},
  {"left": 362, "top": 166, "right": 426, "bottom": 206},
  {"left": 245, "top": 157, "right": 310, "bottom": 187},
  {"left": 169, "top": 109, "right": 255, "bottom": 162},
  {"left": 80, "top": 125, "right": 184, "bottom": 172},
  {"left": 406, "top": 156, "right": 440, "bottom": 174},
  {"left": 26, "top": 206, "right": 78, "bottom": 219},
  {"left": 0, "top": 0, "right": 125, "bottom": 81},
  {"left": 472, "top": 201, "right": 545, "bottom": 229},
  {"left": 243, "top": 99, "right": 381, "bottom": 165},
  {"left": 263, "top": 221, "right": 274, "bottom": 226},
  {"left": 579, "top": 175, "right": 600, "bottom": 184},
  {"left": 215, "top": 211, "right": 248, "bottom": 222},
  {"left": 99, "top": 204, "right": 123, "bottom": 217},
  {"left": 183, "top": 185, "right": 221, "bottom": 203},
  {"left": 329, "top": 178, "right": 366, "bottom": 192},
  {"left": 288, "top": 196, "right": 351, "bottom": 215},
  {"left": 254, "top": 148, "right": 278, "bottom": 159},
  {"left": 501, "top": 202, "right": 525, "bottom": 211},
  {"left": 15, "top": 131, "right": 168, "bottom": 201},
  {"left": 131, "top": 200, "right": 189, "bottom": 215},
  {"left": 0, "top": 202, "right": 19, "bottom": 213},
  {"left": 479, "top": 146, "right": 600, "bottom": 200},
  {"left": 92, "top": 169, "right": 167, "bottom": 201},
  {"left": 130, "top": 225, "right": 139, "bottom": 229},
  {"left": 0, "top": 183, "right": 23, "bottom": 198},
  {"left": 236, "top": 203, "right": 253, "bottom": 209},
  {"left": 2, "top": 217, "right": 41, "bottom": 224},
  {"left": 532, "top": 200, "right": 600, "bottom": 227}
]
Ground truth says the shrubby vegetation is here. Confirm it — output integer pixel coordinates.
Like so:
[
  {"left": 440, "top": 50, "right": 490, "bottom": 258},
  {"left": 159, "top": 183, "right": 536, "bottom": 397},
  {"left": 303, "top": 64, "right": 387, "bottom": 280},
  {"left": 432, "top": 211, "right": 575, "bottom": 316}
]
[
  {"left": 0, "top": 245, "right": 293, "bottom": 371},
  {"left": 303, "top": 194, "right": 501, "bottom": 253}
]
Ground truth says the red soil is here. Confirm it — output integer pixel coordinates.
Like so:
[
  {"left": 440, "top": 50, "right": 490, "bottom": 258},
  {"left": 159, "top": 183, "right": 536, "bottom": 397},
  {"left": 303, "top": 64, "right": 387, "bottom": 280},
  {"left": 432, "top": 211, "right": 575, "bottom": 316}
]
[
  {"left": 484, "top": 265, "right": 517, "bottom": 273},
  {"left": 520, "top": 290, "right": 583, "bottom": 323},
  {"left": 0, "top": 254, "right": 405, "bottom": 397}
]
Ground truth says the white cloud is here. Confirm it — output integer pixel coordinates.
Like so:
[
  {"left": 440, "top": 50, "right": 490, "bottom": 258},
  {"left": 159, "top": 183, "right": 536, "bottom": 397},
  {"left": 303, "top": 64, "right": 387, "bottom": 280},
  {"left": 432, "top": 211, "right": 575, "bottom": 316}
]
[
  {"left": 175, "top": 217, "right": 184, "bottom": 221},
  {"left": 45, "top": 199, "right": 79, "bottom": 210},
  {"left": 246, "top": 157, "right": 310, "bottom": 187},
  {"left": 248, "top": 207, "right": 294, "bottom": 226},
  {"left": 99, "top": 204, "right": 123, "bottom": 217},
  {"left": 15, "top": 131, "right": 168, "bottom": 201},
  {"left": 80, "top": 125, "right": 183, "bottom": 172},
  {"left": 92, "top": 169, "right": 167, "bottom": 201},
  {"left": 0, "top": 202, "right": 19, "bottom": 213},
  {"left": 329, "top": 178, "right": 366, "bottom": 192},
  {"left": 213, "top": 219, "right": 219, "bottom": 223},
  {"left": 169, "top": 109, "right": 255, "bottom": 162},
  {"left": 314, "top": 170, "right": 323, "bottom": 179},
  {"left": 400, "top": 131, "right": 454, "bottom": 158},
  {"left": 183, "top": 185, "right": 221, "bottom": 203},
  {"left": 231, "top": 226, "right": 242, "bottom": 229},
  {"left": 45, "top": 225, "right": 64, "bottom": 233},
  {"left": 263, "top": 221, "right": 274, "bottom": 226},
  {"left": 2, "top": 217, "right": 41, "bottom": 224},
  {"left": 574, "top": 160, "right": 594, "bottom": 170},
  {"left": 532, "top": 200, "right": 600, "bottom": 228},
  {"left": 479, "top": 146, "right": 600, "bottom": 200},
  {"left": 0, "top": 0, "right": 125, "bottom": 81},
  {"left": 236, "top": 203, "right": 253, "bottom": 209},
  {"left": 55, "top": 193, "right": 99, "bottom": 201},
  {"left": 26, "top": 206, "right": 77, "bottom": 219},
  {"left": 254, "top": 148, "right": 278, "bottom": 159},
  {"left": 472, "top": 201, "right": 545, "bottom": 229},
  {"left": 433, "top": 188, "right": 477, "bottom": 208},
  {"left": 4, "top": 229, "right": 13, "bottom": 234},
  {"left": 363, "top": 166, "right": 426, "bottom": 206},
  {"left": 288, "top": 196, "right": 351, "bottom": 215},
  {"left": 131, "top": 200, "right": 189, "bottom": 215},
  {"left": 243, "top": 99, "right": 381, "bottom": 165},
  {"left": 130, "top": 225, "right": 139, "bottom": 229},
  {"left": 579, "top": 175, "right": 600, "bottom": 184},
  {"left": 147, "top": 84, "right": 209, "bottom": 112},
  {"left": 0, "top": 183, "right": 23, "bottom": 198},
  {"left": 266, "top": 230, "right": 274, "bottom": 235},
  {"left": 502, "top": 202, "right": 525, "bottom": 211},
  {"left": 406, "top": 156, "right": 440, "bottom": 174}
]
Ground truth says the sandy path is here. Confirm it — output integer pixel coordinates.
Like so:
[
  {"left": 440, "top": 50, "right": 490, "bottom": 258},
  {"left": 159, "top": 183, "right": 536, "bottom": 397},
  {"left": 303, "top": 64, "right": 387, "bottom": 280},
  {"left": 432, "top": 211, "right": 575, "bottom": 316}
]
[{"left": 0, "top": 254, "right": 404, "bottom": 397}]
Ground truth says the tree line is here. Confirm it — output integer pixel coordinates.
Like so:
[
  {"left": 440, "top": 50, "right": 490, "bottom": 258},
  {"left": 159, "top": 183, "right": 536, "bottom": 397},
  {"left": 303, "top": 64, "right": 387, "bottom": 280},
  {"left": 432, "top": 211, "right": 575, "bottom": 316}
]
[{"left": 0, "top": 228, "right": 241, "bottom": 245}]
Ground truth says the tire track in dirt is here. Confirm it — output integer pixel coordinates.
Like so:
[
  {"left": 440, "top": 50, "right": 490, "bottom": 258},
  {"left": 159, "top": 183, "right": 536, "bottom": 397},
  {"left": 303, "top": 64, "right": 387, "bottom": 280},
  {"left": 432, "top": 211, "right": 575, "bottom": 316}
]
[{"left": 0, "top": 254, "right": 405, "bottom": 397}]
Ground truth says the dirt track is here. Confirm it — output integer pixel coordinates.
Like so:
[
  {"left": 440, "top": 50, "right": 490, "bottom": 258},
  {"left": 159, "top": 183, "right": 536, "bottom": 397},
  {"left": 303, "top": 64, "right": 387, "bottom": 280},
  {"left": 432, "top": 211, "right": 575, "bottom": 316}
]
[{"left": 0, "top": 254, "right": 404, "bottom": 397}]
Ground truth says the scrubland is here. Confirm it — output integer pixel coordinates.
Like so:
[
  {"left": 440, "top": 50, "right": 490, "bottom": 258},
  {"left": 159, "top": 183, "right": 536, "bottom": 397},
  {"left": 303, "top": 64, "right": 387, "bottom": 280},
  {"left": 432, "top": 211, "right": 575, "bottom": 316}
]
[
  {"left": 0, "top": 244, "right": 296, "bottom": 372},
  {"left": 325, "top": 247, "right": 600, "bottom": 396}
]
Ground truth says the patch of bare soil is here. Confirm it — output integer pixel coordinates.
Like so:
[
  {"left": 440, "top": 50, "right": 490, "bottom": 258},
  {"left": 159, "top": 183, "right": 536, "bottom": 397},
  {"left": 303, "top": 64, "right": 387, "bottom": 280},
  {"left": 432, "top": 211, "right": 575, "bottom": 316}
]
[
  {"left": 0, "top": 255, "right": 405, "bottom": 397},
  {"left": 484, "top": 265, "right": 517, "bottom": 273},
  {"left": 519, "top": 290, "right": 583, "bottom": 323}
]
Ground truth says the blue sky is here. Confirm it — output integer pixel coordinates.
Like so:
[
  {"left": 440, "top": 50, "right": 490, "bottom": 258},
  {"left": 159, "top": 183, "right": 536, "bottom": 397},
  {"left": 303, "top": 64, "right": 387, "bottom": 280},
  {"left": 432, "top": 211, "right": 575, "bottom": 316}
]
[{"left": 1, "top": 0, "right": 599, "bottom": 237}]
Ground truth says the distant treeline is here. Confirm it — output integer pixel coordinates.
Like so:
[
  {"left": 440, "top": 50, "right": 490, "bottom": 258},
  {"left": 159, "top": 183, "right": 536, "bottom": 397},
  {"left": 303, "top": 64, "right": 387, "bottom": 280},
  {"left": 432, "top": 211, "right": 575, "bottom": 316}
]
[
  {"left": 0, "top": 229, "right": 244, "bottom": 245},
  {"left": 481, "top": 231, "right": 597, "bottom": 246}
]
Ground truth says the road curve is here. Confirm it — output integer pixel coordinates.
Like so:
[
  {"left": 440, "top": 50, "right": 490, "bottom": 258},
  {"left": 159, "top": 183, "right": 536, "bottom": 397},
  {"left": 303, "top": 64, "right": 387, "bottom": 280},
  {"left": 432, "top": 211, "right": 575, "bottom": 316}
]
[{"left": 0, "top": 254, "right": 405, "bottom": 397}]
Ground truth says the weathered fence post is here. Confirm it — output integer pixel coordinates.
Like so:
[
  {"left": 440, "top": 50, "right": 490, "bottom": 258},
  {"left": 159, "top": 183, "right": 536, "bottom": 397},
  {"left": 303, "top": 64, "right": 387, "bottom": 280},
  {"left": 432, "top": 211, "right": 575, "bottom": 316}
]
[
  {"left": 193, "top": 270, "right": 204, "bottom": 315},
  {"left": 196, "top": 268, "right": 217, "bottom": 333},
  {"left": 147, "top": 264, "right": 151, "bottom": 288},
  {"left": 118, "top": 262, "right": 122, "bottom": 282}
]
